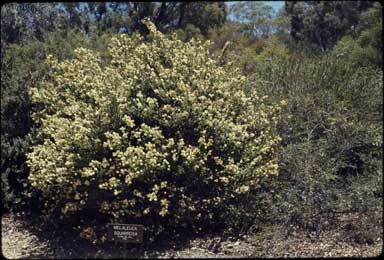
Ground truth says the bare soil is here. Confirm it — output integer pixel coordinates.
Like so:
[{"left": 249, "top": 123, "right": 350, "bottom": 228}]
[{"left": 1, "top": 212, "right": 382, "bottom": 259}]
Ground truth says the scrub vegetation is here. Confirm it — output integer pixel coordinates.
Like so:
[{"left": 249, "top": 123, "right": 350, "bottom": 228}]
[{"left": 1, "top": 2, "right": 382, "bottom": 258}]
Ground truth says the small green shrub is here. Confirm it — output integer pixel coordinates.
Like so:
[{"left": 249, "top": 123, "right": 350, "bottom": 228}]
[
  {"left": 1, "top": 29, "right": 112, "bottom": 213},
  {"left": 1, "top": 40, "right": 47, "bottom": 213},
  {"left": 248, "top": 51, "right": 383, "bottom": 236},
  {"left": 27, "top": 20, "right": 281, "bottom": 243}
]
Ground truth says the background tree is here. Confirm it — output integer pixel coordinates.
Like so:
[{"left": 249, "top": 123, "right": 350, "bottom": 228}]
[
  {"left": 332, "top": 2, "right": 383, "bottom": 67},
  {"left": 230, "top": 1, "right": 275, "bottom": 39},
  {"left": 285, "top": 1, "right": 375, "bottom": 51}
]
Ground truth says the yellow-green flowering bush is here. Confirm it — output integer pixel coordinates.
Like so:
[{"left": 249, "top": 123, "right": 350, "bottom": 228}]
[{"left": 27, "top": 19, "right": 280, "bottom": 243}]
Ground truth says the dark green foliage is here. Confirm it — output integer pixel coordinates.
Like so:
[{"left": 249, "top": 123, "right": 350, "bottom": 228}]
[
  {"left": 1, "top": 41, "right": 45, "bottom": 212},
  {"left": 333, "top": 2, "right": 383, "bottom": 67},
  {"left": 248, "top": 52, "right": 382, "bottom": 239},
  {"left": 284, "top": 1, "right": 375, "bottom": 51},
  {"left": 1, "top": 3, "right": 61, "bottom": 44},
  {"left": 178, "top": 2, "right": 226, "bottom": 35}
]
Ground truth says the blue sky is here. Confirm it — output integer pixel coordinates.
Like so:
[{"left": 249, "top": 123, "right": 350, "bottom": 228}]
[
  {"left": 226, "top": 1, "right": 285, "bottom": 11},
  {"left": 262, "top": 1, "right": 285, "bottom": 11},
  {"left": 226, "top": 1, "right": 285, "bottom": 21}
]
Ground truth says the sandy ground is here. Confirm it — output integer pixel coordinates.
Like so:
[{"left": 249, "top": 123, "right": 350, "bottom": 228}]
[{"left": 1, "top": 213, "right": 382, "bottom": 259}]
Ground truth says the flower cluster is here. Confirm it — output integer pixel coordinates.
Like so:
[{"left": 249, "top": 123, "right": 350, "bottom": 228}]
[{"left": 27, "top": 19, "right": 281, "bottom": 242}]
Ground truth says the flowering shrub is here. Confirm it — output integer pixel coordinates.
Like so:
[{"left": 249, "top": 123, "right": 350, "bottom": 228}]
[{"left": 27, "top": 19, "right": 280, "bottom": 242}]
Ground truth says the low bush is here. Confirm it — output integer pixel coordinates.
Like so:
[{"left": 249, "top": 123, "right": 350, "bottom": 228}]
[
  {"left": 1, "top": 28, "right": 116, "bottom": 213},
  {"left": 247, "top": 50, "right": 383, "bottom": 237},
  {"left": 26, "top": 20, "right": 281, "bottom": 243}
]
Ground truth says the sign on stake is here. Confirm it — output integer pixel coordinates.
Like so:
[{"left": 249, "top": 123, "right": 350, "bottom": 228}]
[{"left": 107, "top": 223, "right": 144, "bottom": 244}]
